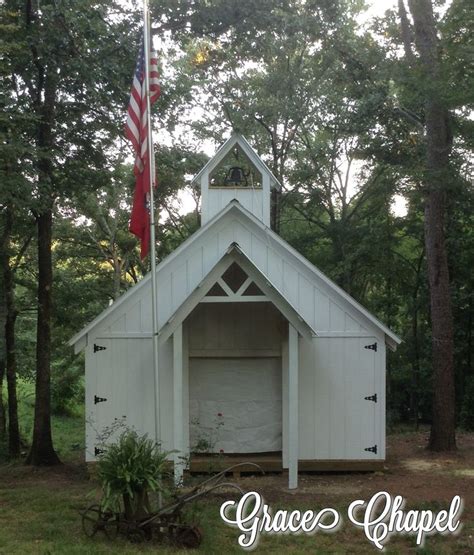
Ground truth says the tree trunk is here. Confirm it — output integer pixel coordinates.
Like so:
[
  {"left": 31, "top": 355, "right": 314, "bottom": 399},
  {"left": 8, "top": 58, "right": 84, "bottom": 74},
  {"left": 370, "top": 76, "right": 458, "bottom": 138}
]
[
  {"left": 112, "top": 252, "right": 122, "bottom": 301},
  {"left": 0, "top": 362, "right": 5, "bottom": 440},
  {"left": 410, "top": 273, "right": 421, "bottom": 431},
  {"left": 4, "top": 207, "right": 21, "bottom": 457},
  {"left": 408, "top": 0, "right": 456, "bottom": 450},
  {"left": 5, "top": 303, "right": 20, "bottom": 458},
  {"left": 0, "top": 212, "right": 8, "bottom": 440},
  {"left": 0, "top": 263, "right": 6, "bottom": 441},
  {"left": 270, "top": 188, "right": 281, "bottom": 232},
  {"left": 0, "top": 205, "right": 21, "bottom": 453},
  {"left": 26, "top": 209, "right": 60, "bottom": 465},
  {"left": 24, "top": 0, "right": 61, "bottom": 464},
  {"left": 424, "top": 191, "right": 456, "bottom": 450}
]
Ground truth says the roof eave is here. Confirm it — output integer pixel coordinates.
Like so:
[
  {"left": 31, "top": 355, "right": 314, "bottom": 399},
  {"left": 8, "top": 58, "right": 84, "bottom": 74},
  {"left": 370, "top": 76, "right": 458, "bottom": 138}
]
[{"left": 68, "top": 202, "right": 244, "bottom": 349}]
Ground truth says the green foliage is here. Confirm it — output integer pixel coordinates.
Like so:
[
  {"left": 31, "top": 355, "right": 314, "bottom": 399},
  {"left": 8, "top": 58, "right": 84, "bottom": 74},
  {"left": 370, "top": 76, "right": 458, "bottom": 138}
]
[
  {"left": 1, "top": 0, "right": 472, "bottom": 449},
  {"left": 51, "top": 368, "right": 84, "bottom": 417},
  {"left": 96, "top": 431, "right": 169, "bottom": 512},
  {"left": 0, "top": 379, "right": 84, "bottom": 463}
]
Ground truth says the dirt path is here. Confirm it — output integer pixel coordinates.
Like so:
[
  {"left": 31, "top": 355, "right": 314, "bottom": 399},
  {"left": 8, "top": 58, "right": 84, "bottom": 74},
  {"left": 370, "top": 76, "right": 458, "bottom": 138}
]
[{"left": 234, "top": 430, "right": 474, "bottom": 519}]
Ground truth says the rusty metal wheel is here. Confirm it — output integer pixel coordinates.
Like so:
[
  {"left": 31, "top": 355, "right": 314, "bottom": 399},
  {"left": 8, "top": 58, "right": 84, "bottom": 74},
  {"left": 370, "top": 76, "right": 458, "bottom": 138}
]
[
  {"left": 101, "top": 510, "right": 120, "bottom": 540},
  {"left": 81, "top": 504, "right": 102, "bottom": 538},
  {"left": 81, "top": 504, "right": 119, "bottom": 540},
  {"left": 174, "top": 525, "right": 202, "bottom": 549},
  {"left": 126, "top": 526, "right": 147, "bottom": 543}
]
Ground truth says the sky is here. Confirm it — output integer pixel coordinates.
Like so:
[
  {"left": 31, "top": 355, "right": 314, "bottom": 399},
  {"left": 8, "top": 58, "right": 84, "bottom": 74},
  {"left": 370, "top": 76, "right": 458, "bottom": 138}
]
[{"left": 364, "top": 0, "right": 398, "bottom": 18}]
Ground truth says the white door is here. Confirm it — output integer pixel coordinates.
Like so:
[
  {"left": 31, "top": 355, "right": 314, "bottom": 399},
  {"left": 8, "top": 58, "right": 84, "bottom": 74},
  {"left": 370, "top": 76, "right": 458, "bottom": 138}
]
[
  {"left": 87, "top": 337, "right": 154, "bottom": 460},
  {"left": 90, "top": 338, "right": 128, "bottom": 457},
  {"left": 344, "top": 337, "right": 379, "bottom": 459},
  {"left": 189, "top": 357, "right": 282, "bottom": 453}
]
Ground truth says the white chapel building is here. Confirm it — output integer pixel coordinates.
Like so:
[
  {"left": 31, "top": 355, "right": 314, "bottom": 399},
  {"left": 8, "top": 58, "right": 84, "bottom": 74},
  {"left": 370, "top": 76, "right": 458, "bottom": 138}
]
[{"left": 70, "top": 133, "right": 401, "bottom": 489}]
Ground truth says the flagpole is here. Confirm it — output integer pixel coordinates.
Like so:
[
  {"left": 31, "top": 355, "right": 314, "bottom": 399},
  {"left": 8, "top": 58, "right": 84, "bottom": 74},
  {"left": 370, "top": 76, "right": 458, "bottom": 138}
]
[{"left": 143, "top": 0, "right": 161, "bottom": 504}]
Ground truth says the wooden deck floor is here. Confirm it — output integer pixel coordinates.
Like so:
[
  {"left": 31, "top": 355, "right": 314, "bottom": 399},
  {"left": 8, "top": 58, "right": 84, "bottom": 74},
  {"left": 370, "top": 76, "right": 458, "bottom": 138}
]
[
  {"left": 189, "top": 452, "right": 282, "bottom": 476},
  {"left": 188, "top": 452, "right": 384, "bottom": 475}
]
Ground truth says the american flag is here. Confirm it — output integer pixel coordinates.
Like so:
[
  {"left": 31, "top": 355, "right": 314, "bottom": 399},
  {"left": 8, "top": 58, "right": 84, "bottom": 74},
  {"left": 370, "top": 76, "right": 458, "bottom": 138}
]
[{"left": 125, "top": 34, "right": 160, "bottom": 258}]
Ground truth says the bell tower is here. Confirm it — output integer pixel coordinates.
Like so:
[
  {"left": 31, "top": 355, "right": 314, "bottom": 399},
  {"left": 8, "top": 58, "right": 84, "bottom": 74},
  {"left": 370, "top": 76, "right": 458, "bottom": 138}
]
[{"left": 192, "top": 133, "right": 280, "bottom": 227}]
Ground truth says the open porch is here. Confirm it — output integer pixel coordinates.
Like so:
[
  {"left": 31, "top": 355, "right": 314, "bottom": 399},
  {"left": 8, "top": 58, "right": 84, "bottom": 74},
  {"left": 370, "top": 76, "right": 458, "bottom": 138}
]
[{"left": 161, "top": 248, "right": 313, "bottom": 489}]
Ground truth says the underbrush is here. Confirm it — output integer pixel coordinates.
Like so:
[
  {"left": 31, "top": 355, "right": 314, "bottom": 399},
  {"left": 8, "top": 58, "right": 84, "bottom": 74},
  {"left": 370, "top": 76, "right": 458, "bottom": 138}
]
[{"left": 0, "top": 379, "right": 84, "bottom": 464}]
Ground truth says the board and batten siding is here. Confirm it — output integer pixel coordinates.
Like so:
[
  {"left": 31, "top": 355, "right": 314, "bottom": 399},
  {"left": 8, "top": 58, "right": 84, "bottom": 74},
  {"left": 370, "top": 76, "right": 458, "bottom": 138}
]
[
  {"left": 202, "top": 185, "right": 269, "bottom": 226},
  {"left": 83, "top": 207, "right": 387, "bottom": 463},
  {"left": 297, "top": 336, "right": 385, "bottom": 462},
  {"left": 92, "top": 212, "right": 377, "bottom": 339},
  {"left": 85, "top": 336, "right": 174, "bottom": 461}
]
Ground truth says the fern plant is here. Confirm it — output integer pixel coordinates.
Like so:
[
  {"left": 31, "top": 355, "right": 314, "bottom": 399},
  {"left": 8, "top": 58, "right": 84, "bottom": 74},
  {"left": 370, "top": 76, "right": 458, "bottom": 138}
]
[{"left": 96, "top": 431, "right": 169, "bottom": 521}]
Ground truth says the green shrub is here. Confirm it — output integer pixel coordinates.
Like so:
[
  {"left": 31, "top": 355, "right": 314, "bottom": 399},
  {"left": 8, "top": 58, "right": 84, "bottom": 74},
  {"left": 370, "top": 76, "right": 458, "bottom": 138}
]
[
  {"left": 51, "top": 368, "right": 84, "bottom": 416},
  {"left": 96, "top": 431, "right": 169, "bottom": 521}
]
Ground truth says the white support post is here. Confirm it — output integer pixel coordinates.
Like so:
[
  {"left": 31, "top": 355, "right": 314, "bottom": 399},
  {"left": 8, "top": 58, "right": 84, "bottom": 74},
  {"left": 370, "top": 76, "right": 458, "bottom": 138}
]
[
  {"left": 182, "top": 324, "right": 190, "bottom": 459},
  {"left": 173, "top": 324, "right": 184, "bottom": 485},
  {"left": 288, "top": 324, "right": 299, "bottom": 489},
  {"left": 281, "top": 337, "right": 288, "bottom": 469}
]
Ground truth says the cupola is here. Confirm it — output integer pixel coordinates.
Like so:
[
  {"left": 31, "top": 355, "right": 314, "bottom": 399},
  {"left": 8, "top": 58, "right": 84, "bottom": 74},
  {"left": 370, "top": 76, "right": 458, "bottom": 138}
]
[{"left": 192, "top": 133, "right": 281, "bottom": 227}]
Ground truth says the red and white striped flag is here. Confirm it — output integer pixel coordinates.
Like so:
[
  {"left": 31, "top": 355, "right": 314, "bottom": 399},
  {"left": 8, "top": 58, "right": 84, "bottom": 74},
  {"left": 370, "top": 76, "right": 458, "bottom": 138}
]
[{"left": 125, "top": 34, "right": 160, "bottom": 259}]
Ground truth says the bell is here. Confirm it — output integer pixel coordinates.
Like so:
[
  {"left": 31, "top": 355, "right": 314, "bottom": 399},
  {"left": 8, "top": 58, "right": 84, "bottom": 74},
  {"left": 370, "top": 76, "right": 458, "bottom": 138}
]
[{"left": 224, "top": 166, "right": 247, "bottom": 186}]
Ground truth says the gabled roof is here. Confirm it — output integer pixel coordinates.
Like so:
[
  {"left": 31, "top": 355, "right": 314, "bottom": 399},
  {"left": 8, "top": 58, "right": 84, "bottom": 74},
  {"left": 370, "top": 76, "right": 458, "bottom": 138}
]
[
  {"left": 159, "top": 243, "right": 316, "bottom": 343},
  {"left": 68, "top": 201, "right": 240, "bottom": 350},
  {"left": 69, "top": 200, "right": 401, "bottom": 351},
  {"left": 231, "top": 202, "right": 401, "bottom": 350},
  {"left": 191, "top": 133, "right": 281, "bottom": 189}
]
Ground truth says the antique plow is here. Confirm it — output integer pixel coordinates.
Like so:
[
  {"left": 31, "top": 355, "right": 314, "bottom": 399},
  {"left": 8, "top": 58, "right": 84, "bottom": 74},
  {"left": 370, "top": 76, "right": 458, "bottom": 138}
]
[{"left": 80, "top": 462, "right": 263, "bottom": 547}]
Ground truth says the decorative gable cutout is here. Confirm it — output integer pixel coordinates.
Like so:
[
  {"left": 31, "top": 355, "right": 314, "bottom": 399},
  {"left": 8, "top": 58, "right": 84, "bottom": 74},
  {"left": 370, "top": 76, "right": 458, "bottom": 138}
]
[
  {"left": 206, "top": 282, "right": 228, "bottom": 297},
  {"left": 222, "top": 262, "right": 248, "bottom": 292},
  {"left": 202, "top": 261, "right": 267, "bottom": 303},
  {"left": 243, "top": 282, "right": 264, "bottom": 296}
]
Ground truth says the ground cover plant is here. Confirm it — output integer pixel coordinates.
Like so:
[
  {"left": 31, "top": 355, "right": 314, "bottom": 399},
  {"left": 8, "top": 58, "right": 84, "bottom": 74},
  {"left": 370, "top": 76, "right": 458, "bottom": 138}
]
[{"left": 0, "top": 399, "right": 473, "bottom": 554}]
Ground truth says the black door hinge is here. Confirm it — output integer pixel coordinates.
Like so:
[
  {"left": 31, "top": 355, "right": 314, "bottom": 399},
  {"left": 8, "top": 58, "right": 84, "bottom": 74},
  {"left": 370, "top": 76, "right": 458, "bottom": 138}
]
[
  {"left": 364, "top": 394, "right": 378, "bottom": 403},
  {"left": 94, "top": 447, "right": 105, "bottom": 457},
  {"left": 364, "top": 342, "right": 377, "bottom": 352},
  {"left": 94, "top": 395, "right": 107, "bottom": 405},
  {"left": 94, "top": 343, "right": 107, "bottom": 353},
  {"left": 365, "top": 445, "right": 377, "bottom": 455}
]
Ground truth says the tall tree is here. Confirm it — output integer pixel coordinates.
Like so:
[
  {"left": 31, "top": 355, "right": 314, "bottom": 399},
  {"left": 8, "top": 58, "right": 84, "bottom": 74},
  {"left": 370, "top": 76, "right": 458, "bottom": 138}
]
[
  {"left": 21, "top": 0, "right": 62, "bottom": 465},
  {"left": 404, "top": 0, "right": 456, "bottom": 450},
  {"left": 2, "top": 0, "right": 141, "bottom": 464},
  {"left": 2, "top": 206, "right": 22, "bottom": 457}
]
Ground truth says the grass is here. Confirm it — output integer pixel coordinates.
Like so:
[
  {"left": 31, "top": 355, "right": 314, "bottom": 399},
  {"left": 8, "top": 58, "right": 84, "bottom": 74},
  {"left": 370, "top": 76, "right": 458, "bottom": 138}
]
[
  {"left": 0, "top": 475, "right": 471, "bottom": 554},
  {"left": 0, "top": 387, "right": 473, "bottom": 553}
]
